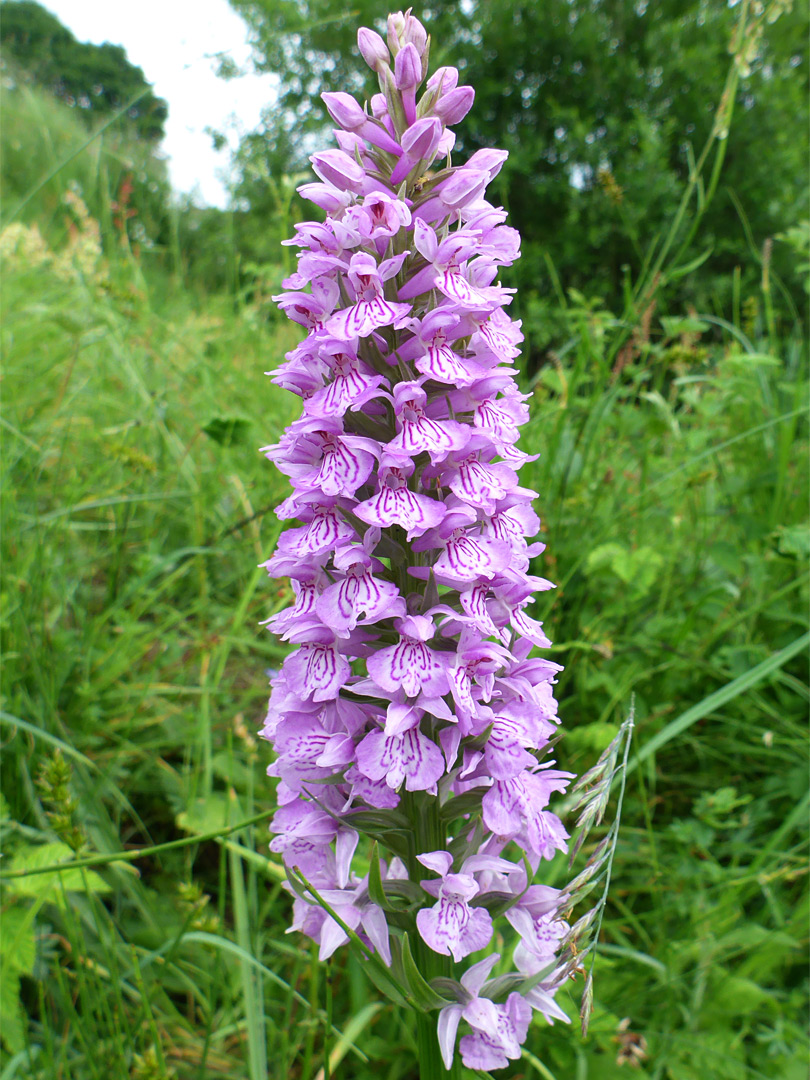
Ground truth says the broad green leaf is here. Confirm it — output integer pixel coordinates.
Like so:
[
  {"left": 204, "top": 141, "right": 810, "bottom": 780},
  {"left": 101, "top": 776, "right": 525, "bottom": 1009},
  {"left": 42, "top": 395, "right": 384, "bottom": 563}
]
[
  {"left": 0, "top": 907, "right": 35, "bottom": 976},
  {"left": 177, "top": 791, "right": 240, "bottom": 836},
  {"left": 0, "top": 970, "right": 24, "bottom": 1054}
]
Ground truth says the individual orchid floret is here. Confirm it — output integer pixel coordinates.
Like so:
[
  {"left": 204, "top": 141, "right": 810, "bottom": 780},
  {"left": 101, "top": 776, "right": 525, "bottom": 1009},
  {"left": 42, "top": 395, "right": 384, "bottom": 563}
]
[
  {"left": 386, "top": 381, "right": 469, "bottom": 460},
  {"left": 355, "top": 705, "right": 445, "bottom": 792},
  {"left": 505, "top": 883, "right": 570, "bottom": 976},
  {"left": 366, "top": 614, "right": 448, "bottom": 698},
  {"left": 415, "top": 850, "right": 518, "bottom": 962},
  {"left": 437, "top": 954, "right": 570, "bottom": 1072},
  {"left": 316, "top": 544, "right": 407, "bottom": 634},
  {"left": 327, "top": 251, "right": 412, "bottom": 340},
  {"left": 353, "top": 460, "right": 447, "bottom": 539}
]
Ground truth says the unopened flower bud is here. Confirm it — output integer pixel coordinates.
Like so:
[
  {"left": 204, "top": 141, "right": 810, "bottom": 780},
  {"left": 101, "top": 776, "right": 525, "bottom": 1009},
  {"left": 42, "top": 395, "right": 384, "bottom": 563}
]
[
  {"left": 387, "top": 9, "right": 428, "bottom": 57},
  {"left": 390, "top": 116, "right": 443, "bottom": 183},
  {"left": 466, "top": 147, "right": 510, "bottom": 180},
  {"left": 386, "top": 10, "right": 406, "bottom": 54},
  {"left": 310, "top": 149, "right": 366, "bottom": 192},
  {"left": 438, "top": 167, "right": 489, "bottom": 209},
  {"left": 426, "top": 65, "right": 459, "bottom": 94},
  {"left": 321, "top": 91, "right": 366, "bottom": 131},
  {"left": 323, "top": 92, "right": 403, "bottom": 156},
  {"left": 402, "top": 13, "right": 427, "bottom": 54},
  {"left": 371, "top": 93, "right": 389, "bottom": 120},
  {"left": 395, "top": 42, "right": 422, "bottom": 91},
  {"left": 434, "top": 85, "right": 475, "bottom": 126},
  {"left": 296, "top": 183, "right": 352, "bottom": 212},
  {"left": 400, "top": 116, "right": 443, "bottom": 159},
  {"left": 357, "top": 27, "right": 390, "bottom": 72}
]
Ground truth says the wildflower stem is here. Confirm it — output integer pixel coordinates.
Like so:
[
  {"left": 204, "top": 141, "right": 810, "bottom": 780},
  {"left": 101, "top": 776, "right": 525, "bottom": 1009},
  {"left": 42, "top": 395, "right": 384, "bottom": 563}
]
[
  {"left": 0, "top": 808, "right": 277, "bottom": 880},
  {"left": 406, "top": 790, "right": 461, "bottom": 1079},
  {"left": 416, "top": 1009, "right": 458, "bottom": 1080}
]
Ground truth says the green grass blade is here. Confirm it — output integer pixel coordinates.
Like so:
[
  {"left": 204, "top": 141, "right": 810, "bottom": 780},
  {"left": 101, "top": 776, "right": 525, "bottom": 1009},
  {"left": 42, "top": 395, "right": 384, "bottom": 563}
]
[{"left": 628, "top": 632, "right": 810, "bottom": 775}]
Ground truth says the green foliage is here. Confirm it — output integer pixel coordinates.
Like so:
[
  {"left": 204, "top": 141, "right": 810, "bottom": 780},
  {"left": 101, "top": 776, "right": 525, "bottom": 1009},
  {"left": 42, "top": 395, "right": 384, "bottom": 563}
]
[
  {"left": 0, "top": 78, "right": 171, "bottom": 256},
  {"left": 0, "top": 0, "right": 167, "bottom": 140},
  {"left": 0, "top": 906, "right": 36, "bottom": 1054}
]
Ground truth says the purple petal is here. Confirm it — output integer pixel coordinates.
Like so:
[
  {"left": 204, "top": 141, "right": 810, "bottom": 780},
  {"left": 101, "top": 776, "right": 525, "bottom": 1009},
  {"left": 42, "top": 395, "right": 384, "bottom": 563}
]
[
  {"left": 437, "top": 269, "right": 492, "bottom": 308},
  {"left": 415, "top": 343, "right": 481, "bottom": 385},
  {"left": 460, "top": 952, "right": 501, "bottom": 995},
  {"left": 284, "top": 643, "right": 351, "bottom": 702},
  {"left": 511, "top": 606, "right": 553, "bottom": 647},
  {"left": 523, "top": 986, "right": 571, "bottom": 1024},
  {"left": 434, "top": 534, "right": 511, "bottom": 583},
  {"left": 319, "top": 916, "right": 350, "bottom": 960},
  {"left": 328, "top": 297, "right": 411, "bottom": 339},
  {"left": 354, "top": 486, "right": 446, "bottom": 539},
  {"left": 481, "top": 778, "right": 523, "bottom": 838},
  {"left": 355, "top": 727, "right": 444, "bottom": 792},
  {"left": 316, "top": 439, "right": 374, "bottom": 497},
  {"left": 416, "top": 850, "right": 453, "bottom": 877},
  {"left": 484, "top": 725, "right": 537, "bottom": 779},
  {"left": 449, "top": 458, "right": 513, "bottom": 509},
  {"left": 416, "top": 885, "right": 491, "bottom": 962},
  {"left": 387, "top": 415, "right": 469, "bottom": 459},
  {"left": 335, "top": 827, "right": 359, "bottom": 888},
  {"left": 437, "top": 1005, "right": 463, "bottom": 1071},
  {"left": 458, "top": 1033, "right": 509, "bottom": 1072},
  {"left": 360, "top": 904, "right": 391, "bottom": 966},
  {"left": 367, "top": 639, "right": 447, "bottom": 697},
  {"left": 462, "top": 996, "right": 502, "bottom": 1038}
]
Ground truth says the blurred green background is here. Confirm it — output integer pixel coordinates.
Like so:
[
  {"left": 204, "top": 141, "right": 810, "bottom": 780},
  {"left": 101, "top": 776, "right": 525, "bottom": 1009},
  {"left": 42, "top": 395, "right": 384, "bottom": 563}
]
[{"left": 1, "top": 1, "right": 807, "bottom": 1078}]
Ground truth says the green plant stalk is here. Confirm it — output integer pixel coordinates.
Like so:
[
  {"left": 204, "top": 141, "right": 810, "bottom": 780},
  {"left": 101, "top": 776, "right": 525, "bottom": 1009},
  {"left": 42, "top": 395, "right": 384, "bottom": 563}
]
[
  {"left": 403, "top": 791, "right": 462, "bottom": 1080},
  {"left": 230, "top": 841, "right": 268, "bottom": 1080},
  {"left": 0, "top": 808, "right": 276, "bottom": 880}
]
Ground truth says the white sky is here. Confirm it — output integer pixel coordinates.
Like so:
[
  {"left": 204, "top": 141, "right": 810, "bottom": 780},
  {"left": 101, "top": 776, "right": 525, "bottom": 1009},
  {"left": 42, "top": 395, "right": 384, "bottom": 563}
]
[{"left": 41, "top": 0, "right": 277, "bottom": 208}]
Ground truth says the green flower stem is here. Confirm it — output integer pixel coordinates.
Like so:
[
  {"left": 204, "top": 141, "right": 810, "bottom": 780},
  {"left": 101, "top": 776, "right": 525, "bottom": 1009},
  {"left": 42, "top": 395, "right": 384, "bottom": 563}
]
[
  {"left": 403, "top": 791, "right": 462, "bottom": 1080},
  {"left": 0, "top": 808, "right": 277, "bottom": 880}
]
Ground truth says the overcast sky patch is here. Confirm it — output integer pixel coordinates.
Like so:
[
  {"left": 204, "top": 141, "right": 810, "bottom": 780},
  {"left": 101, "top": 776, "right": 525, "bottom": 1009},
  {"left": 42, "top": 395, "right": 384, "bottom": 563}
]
[{"left": 41, "top": 0, "right": 276, "bottom": 208}]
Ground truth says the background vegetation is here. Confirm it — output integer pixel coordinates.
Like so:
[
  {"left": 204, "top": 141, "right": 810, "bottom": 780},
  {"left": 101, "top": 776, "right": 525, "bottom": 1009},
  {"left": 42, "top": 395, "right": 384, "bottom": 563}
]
[{"left": 1, "top": 1, "right": 807, "bottom": 1078}]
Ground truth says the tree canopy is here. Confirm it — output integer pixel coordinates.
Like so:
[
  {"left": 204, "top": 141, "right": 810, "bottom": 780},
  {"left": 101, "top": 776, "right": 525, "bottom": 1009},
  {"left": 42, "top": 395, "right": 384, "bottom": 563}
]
[
  {"left": 0, "top": 0, "right": 168, "bottom": 141},
  {"left": 228, "top": 0, "right": 808, "bottom": 330}
]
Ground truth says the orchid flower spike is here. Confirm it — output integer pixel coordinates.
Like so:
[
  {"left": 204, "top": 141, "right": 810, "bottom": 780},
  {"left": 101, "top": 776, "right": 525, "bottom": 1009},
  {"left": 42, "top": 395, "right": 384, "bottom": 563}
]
[{"left": 259, "top": 8, "right": 578, "bottom": 1074}]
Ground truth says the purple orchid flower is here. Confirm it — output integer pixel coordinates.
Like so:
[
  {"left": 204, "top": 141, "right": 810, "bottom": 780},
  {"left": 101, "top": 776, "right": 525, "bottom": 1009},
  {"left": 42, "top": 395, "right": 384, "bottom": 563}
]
[
  {"left": 327, "top": 252, "right": 412, "bottom": 340},
  {"left": 437, "top": 953, "right": 570, "bottom": 1071},
  {"left": 415, "top": 850, "right": 519, "bottom": 962},
  {"left": 258, "top": 11, "right": 579, "bottom": 1074}
]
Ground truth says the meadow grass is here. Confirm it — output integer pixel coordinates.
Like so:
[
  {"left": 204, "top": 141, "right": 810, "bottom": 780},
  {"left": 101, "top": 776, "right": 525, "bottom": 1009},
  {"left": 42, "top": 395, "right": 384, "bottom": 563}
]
[{"left": 1, "top": 111, "right": 808, "bottom": 1080}]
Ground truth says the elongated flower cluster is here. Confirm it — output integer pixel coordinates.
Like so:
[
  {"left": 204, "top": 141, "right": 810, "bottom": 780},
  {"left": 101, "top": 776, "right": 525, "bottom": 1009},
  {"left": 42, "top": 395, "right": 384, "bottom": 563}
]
[{"left": 259, "top": 10, "right": 576, "bottom": 1071}]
